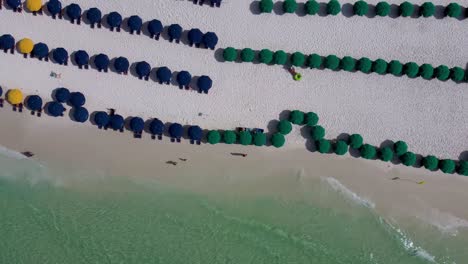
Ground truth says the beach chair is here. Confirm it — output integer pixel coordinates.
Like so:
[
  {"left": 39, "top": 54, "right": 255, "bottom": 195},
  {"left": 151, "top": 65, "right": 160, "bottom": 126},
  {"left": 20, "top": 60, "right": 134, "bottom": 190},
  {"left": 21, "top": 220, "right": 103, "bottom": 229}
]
[
  {"left": 12, "top": 105, "right": 16, "bottom": 111},
  {"left": 119, "top": 128, "right": 124, "bottom": 133},
  {"left": 171, "top": 138, "right": 175, "bottom": 143},
  {"left": 158, "top": 135, "right": 162, "bottom": 140},
  {"left": 196, "top": 140, "right": 201, "bottom": 145},
  {"left": 151, "top": 135, "right": 156, "bottom": 140},
  {"left": 190, "top": 139, "right": 194, "bottom": 145},
  {"left": 177, "top": 138, "right": 181, "bottom": 143}
]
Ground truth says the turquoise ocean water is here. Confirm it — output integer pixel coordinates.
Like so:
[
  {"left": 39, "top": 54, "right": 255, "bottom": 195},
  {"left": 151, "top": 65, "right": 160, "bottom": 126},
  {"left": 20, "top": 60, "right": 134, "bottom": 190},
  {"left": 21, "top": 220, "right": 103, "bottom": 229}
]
[{"left": 0, "top": 150, "right": 466, "bottom": 264}]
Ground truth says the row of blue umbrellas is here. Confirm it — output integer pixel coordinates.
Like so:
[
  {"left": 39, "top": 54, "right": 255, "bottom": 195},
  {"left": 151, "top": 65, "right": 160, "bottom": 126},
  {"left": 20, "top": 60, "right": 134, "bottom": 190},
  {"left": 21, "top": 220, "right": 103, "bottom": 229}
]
[
  {"left": 5, "top": 1, "right": 219, "bottom": 49},
  {"left": 192, "top": 0, "right": 223, "bottom": 8},
  {"left": 0, "top": 34, "right": 214, "bottom": 93}
]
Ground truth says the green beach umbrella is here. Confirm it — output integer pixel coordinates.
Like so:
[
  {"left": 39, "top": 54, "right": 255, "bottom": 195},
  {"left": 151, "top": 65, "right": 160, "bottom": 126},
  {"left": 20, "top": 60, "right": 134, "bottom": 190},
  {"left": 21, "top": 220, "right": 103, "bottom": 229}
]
[
  {"left": 259, "top": 0, "right": 274, "bottom": 13},
  {"left": 283, "top": 0, "right": 298, "bottom": 13},
  {"left": 394, "top": 141, "right": 408, "bottom": 156},
  {"left": 324, "top": 55, "right": 340, "bottom": 70},
  {"left": 420, "top": 2, "right": 435, "bottom": 17},
  {"left": 317, "top": 139, "right": 331, "bottom": 154},
  {"left": 457, "top": 161, "right": 468, "bottom": 176},
  {"left": 360, "top": 144, "right": 377, "bottom": 159},
  {"left": 310, "top": 125, "right": 325, "bottom": 140},
  {"left": 400, "top": 152, "right": 416, "bottom": 166},
  {"left": 353, "top": 1, "right": 369, "bottom": 16},
  {"left": 419, "top": 64, "right": 434, "bottom": 80},
  {"left": 223, "top": 47, "right": 237, "bottom": 62},
  {"left": 450, "top": 67, "right": 465, "bottom": 82},
  {"left": 327, "top": 0, "right": 341, "bottom": 15},
  {"left": 271, "top": 133, "right": 285, "bottom": 148},
  {"left": 341, "top": 56, "right": 356, "bottom": 72},
  {"left": 305, "top": 0, "right": 320, "bottom": 15},
  {"left": 289, "top": 110, "right": 305, "bottom": 125},
  {"left": 334, "top": 140, "right": 348, "bottom": 155},
  {"left": 253, "top": 132, "right": 267, "bottom": 146},
  {"left": 388, "top": 60, "right": 403, "bottom": 76},
  {"left": 439, "top": 159, "right": 456, "bottom": 174},
  {"left": 239, "top": 131, "right": 252, "bottom": 146},
  {"left": 375, "top": 2, "right": 391, "bottom": 16},
  {"left": 240, "top": 48, "right": 255, "bottom": 63},
  {"left": 435, "top": 65, "right": 450, "bottom": 81},
  {"left": 259, "top": 49, "right": 273, "bottom": 64},
  {"left": 399, "top": 1, "right": 414, "bottom": 17},
  {"left": 379, "top": 147, "right": 394, "bottom": 162},
  {"left": 422, "top": 155, "right": 439, "bottom": 171},
  {"left": 349, "top": 134, "right": 363, "bottom": 149},
  {"left": 223, "top": 130, "right": 237, "bottom": 144},
  {"left": 445, "top": 3, "right": 462, "bottom": 18},
  {"left": 358, "top": 57, "right": 372, "bottom": 73},
  {"left": 308, "top": 54, "right": 323, "bottom": 69},
  {"left": 278, "top": 120, "right": 293, "bottom": 135},
  {"left": 305, "top": 112, "right": 319, "bottom": 127},
  {"left": 291, "top": 52, "right": 306, "bottom": 67},
  {"left": 273, "top": 50, "right": 288, "bottom": 65},
  {"left": 404, "top": 62, "right": 419, "bottom": 78},
  {"left": 372, "top": 59, "right": 388, "bottom": 75},
  {"left": 207, "top": 130, "right": 221, "bottom": 144}
]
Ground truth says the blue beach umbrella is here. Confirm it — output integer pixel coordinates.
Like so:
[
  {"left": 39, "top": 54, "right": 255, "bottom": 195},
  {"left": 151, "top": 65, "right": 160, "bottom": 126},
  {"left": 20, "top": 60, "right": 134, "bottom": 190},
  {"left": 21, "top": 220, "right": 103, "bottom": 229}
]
[
  {"left": 54, "top": 87, "right": 70, "bottom": 103},
  {"left": 93, "top": 111, "right": 110, "bottom": 128},
  {"left": 86, "top": 7, "right": 102, "bottom": 27},
  {"left": 0, "top": 86, "right": 3, "bottom": 97},
  {"left": 66, "top": 3, "right": 82, "bottom": 23},
  {"left": 127, "top": 15, "right": 143, "bottom": 34},
  {"left": 6, "top": 0, "right": 21, "bottom": 9},
  {"left": 74, "top": 50, "right": 89, "bottom": 68},
  {"left": 72, "top": 107, "right": 89, "bottom": 123},
  {"left": 109, "top": 114, "right": 124, "bottom": 130},
  {"left": 188, "top": 28, "right": 203, "bottom": 47},
  {"left": 136, "top": 61, "right": 151, "bottom": 79},
  {"left": 69, "top": 92, "right": 85, "bottom": 107},
  {"left": 47, "top": 101, "right": 65, "bottom": 117},
  {"left": 113, "top": 57, "right": 129, "bottom": 74},
  {"left": 176, "top": 71, "right": 192, "bottom": 88},
  {"left": 211, "top": 0, "right": 222, "bottom": 7},
  {"left": 130, "top": 117, "right": 145, "bottom": 133},
  {"left": 203, "top": 32, "right": 218, "bottom": 50},
  {"left": 94, "top": 53, "right": 110, "bottom": 72},
  {"left": 169, "top": 123, "right": 183, "bottom": 139},
  {"left": 149, "top": 118, "right": 164, "bottom": 135},
  {"left": 197, "top": 75, "right": 213, "bottom": 93},
  {"left": 107, "top": 11, "right": 122, "bottom": 31},
  {"left": 32, "top": 43, "right": 49, "bottom": 60},
  {"left": 188, "top": 125, "right": 203, "bottom": 141},
  {"left": 26, "top": 95, "right": 43, "bottom": 111},
  {"left": 168, "top": 24, "right": 182, "bottom": 43},
  {"left": 147, "top": 19, "right": 163, "bottom": 39},
  {"left": 52, "top": 47, "right": 68, "bottom": 65},
  {"left": 0, "top": 34, "right": 15, "bottom": 52},
  {"left": 47, "top": 0, "right": 62, "bottom": 18},
  {"left": 156, "top": 67, "right": 172, "bottom": 84}
]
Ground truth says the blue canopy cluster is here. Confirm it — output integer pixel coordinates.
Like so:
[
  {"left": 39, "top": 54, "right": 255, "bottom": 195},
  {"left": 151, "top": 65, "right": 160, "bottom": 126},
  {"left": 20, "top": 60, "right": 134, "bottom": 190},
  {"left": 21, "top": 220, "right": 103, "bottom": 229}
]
[
  {"left": 93, "top": 111, "right": 110, "bottom": 129},
  {"left": 109, "top": 114, "right": 124, "bottom": 131},
  {"left": 0, "top": 34, "right": 15, "bottom": 53},
  {"left": 188, "top": 125, "right": 203, "bottom": 144},
  {"left": 47, "top": 0, "right": 62, "bottom": 19},
  {"left": 107, "top": 11, "right": 122, "bottom": 31},
  {"left": 74, "top": 50, "right": 90, "bottom": 69},
  {"left": 187, "top": 29, "right": 218, "bottom": 50},
  {"left": 26, "top": 95, "right": 43, "bottom": 112},
  {"left": 47, "top": 101, "right": 65, "bottom": 117},
  {"left": 52, "top": 47, "right": 69, "bottom": 65},
  {"left": 169, "top": 123, "right": 183, "bottom": 142},
  {"left": 6, "top": 0, "right": 21, "bottom": 11},
  {"left": 86, "top": 7, "right": 102, "bottom": 28},
  {"left": 127, "top": 15, "right": 143, "bottom": 35},
  {"left": 197, "top": 76, "right": 213, "bottom": 94},
  {"left": 66, "top": 3, "right": 82, "bottom": 24},
  {"left": 72, "top": 107, "right": 89, "bottom": 123},
  {"left": 32, "top": 43, "right": 49, "bottom": 60}
]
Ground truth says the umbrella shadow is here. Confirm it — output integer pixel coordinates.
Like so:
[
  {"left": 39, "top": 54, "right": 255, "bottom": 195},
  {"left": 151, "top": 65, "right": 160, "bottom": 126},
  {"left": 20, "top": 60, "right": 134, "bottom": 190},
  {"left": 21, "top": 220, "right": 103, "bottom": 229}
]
[{"left": 249, "top": 1, "right": 261, "bottom": 15}]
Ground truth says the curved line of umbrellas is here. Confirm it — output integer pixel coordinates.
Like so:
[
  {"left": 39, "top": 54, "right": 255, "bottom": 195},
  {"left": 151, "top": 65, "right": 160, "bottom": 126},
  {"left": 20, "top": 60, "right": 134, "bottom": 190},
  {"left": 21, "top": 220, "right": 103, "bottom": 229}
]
[
  {"left": 1, "top": 0, "right": 219, "bottom": 50},
  {"left": 1, "top": 86, "right": 467, "bottom": 176},
  {"left": 222, "top": 47, "right": 467, "bottom": 84},
  {"left": 0, "top": 34, "right": 214, "bottom": 93}
]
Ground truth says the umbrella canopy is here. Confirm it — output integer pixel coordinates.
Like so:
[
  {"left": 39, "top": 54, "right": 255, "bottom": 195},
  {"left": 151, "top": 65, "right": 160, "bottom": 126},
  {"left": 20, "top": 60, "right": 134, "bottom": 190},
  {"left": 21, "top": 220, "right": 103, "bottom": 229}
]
[
  {"left": 54, "top": 87, "right": 70, "bottom": 103},
  {"left": 47, "top": 101, "right": 65, "bottom": 117},
  {"left": 136, "top": 61, "right": 151, "bottom": 78},
  {"left": 149, "top": 118, "right": 164, "bottom": 135},
  {"left": 86, "top": 7, "right": 102, "bottom": 24},
  {"left": 66, "top": 3, "right": 82, "bottom": 19},
  {"left": 26, "top": 95, "right": 43, "bottom": 111},
  {"left": 148, "top": 19, "right": 163, "bottom": 35},
  {"left": 32, "top": 43, "right": 49, "bottom": 59},
  {"left": 197, "top": 75, "right": 212, "bottom": 92},
  {"left": 239, "top": 131, "right": 253, "bottom": 146},
  {"left": 94, "top": 53, "right": 110, "bottom": 71},
  {"left": 68, "top": 92, "right": 86, "bottom": 107},
  {"left": 93, "top": 111, "right": 110, "bottom": 127},
  {"left": 202, "top": 32, "right": 218, "bottom": 49},
  {"left": 176, "top": 71, "right": 192, "bottom": 86},
  {"left": 6, "top": 0, "right": 21, "bottom": 8},
  {"left": 156, "top": 67, "right": 172, "bottom": 83},
  {"left": 127, "top": 15, "right": 143, "bottom": 32},
  {"left": 17, "top": 38, "right": 34, "bottom": 54},
  {"left": 107, "top": 12, "right": 122, "bottom": 28},
  {"left": 130, "top": 117, "right": 144, "bottom": 132},
  {"left": 113, "top": 57, "right": 129, "bottom": 73},
  {"left": 26, "top": 0, "right": 43, "bottom": 12},
  {"left": 188, "top": 125, "right": 203, "bottom": 141},
  {"left": 0, "top": 86, "right": 3, "bottom": 97},
  {"left": 7, "top": 89, "right": 23, "bottom": 105},
  {"left": 46, "top": 0, "right": 62, "bottom": 15},
  {"left": 72, "top": 107, "right": 89, "bottom": 123},
  {"left": 0, "top": 34, "right": 15, "bottom": 50},
  {"left": 271, "top": 133, "right": 285, "bottom": 148},
  {"left": 168, "top": 24, "right": 182, "bottom": 40},
  {"left": 188, "top": 28, "right": 203, "bottom": 45},
  {"left": 207, "top": 130, "right": 221, "bottom": 144},
  {"left": 109, "top": 114, "right": 124, "bottom": 130},
  {"left": 169, "top": 123, "right": 183, "bottom": 138},
  {"left": 52, "top": 47, "right": 68, "bottom": 64},
  {"left": 74, "top": 50, "right": 89, "bottom": 66}
]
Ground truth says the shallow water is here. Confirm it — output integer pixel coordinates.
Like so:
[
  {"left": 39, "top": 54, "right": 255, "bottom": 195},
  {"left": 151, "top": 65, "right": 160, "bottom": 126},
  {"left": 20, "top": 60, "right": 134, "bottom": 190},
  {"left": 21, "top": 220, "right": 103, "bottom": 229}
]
[{"left": 0, "top": 152, "right": 465, "bottom": 264}]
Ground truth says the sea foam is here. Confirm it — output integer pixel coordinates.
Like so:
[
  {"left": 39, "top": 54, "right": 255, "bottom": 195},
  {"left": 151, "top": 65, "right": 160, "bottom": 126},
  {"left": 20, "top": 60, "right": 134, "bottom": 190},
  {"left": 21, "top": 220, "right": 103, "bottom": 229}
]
[{"left": 321, "top": 177, "right": 376, "bottom": 209}]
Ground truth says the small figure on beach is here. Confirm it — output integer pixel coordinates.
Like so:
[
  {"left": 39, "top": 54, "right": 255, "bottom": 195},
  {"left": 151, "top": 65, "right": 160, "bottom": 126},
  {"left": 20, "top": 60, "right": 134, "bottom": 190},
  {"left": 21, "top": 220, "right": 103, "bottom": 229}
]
[
  {"left": 231, "top": 153, "right": 247, "bottom": 157},
  {"left": 21, "top": 151, "right": 34, "bottom": 157},
  {"left": 179, "top": 158, "right": 187, "bottom": 162},
  {"left": 392, "top": 177, "right": 425, "bottom": 185},
  {"left": 166, "top": 161, "right": 178, "bottom": 166},
  {"left": 288, "top": 67, "right": 302, "bottom": 81},
  {"left": 50, "top": 71, "right": 62, "bottom": 79}
]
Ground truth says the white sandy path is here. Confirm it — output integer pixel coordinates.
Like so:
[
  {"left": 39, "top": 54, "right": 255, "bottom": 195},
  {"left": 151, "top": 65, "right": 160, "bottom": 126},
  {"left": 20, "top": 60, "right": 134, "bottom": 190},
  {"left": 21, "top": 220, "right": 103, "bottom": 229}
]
[{"left": 0, "top": 0, "right": 467, "bottom": 159}]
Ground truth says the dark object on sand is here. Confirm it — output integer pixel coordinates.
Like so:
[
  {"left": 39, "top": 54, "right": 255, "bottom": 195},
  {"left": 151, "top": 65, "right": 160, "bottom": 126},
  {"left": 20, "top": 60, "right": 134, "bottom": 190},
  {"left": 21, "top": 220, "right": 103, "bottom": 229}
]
[
  {"left": 179, "top": 158, "right": 187, "bottom": 162},
  {"left": 231, "top": 153, "right": 247, "bottom": 157},
  {"left": 166, "top": 161, "right": 178, "bottom": 166},
  {"left": 22, "top": 151, "right": 34, "bottom": 157}
]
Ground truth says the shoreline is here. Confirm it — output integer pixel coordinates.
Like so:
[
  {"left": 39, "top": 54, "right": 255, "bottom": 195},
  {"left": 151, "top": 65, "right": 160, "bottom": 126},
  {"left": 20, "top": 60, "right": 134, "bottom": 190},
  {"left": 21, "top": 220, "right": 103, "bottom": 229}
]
[{"left": 1, "top": 108, "right": 468, "bottom": 235}]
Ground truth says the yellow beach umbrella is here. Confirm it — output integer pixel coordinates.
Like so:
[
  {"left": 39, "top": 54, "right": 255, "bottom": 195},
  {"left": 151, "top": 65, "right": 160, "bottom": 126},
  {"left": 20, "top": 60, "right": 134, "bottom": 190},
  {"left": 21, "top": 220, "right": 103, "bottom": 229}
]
[
  {"left": 17, "top": 38, "right": 34, "bottom": 54},
  {"left": 7, "top": 89, "right": 23, "bottom": 105},
  {"left": 26, "top": 0, "right": 43, "bottom": 12}
]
